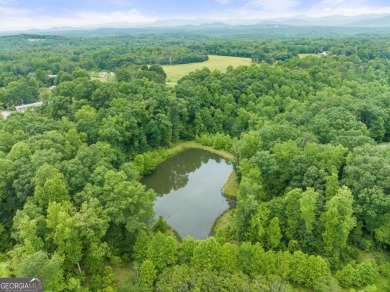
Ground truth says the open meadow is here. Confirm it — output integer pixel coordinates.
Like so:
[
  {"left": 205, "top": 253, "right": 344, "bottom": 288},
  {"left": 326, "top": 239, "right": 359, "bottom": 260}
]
[
  {"left": 163, "top": 55, "right": 253, "bottom": 84},
  {"left": 298, "top": 53, "right": 320, "bottom": 58}
]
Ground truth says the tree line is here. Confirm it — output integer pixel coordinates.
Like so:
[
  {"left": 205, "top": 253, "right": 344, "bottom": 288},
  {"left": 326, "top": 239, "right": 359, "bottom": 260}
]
[{"left": 2, "top": 32, "right": 390, "bottom": 108}]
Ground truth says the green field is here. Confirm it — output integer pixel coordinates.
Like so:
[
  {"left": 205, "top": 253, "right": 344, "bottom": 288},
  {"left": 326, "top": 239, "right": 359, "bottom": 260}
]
[
  {"left": 163, "top": 55, "right": 253, "bottom": 84},
  {"left": 378, "top": 142, "right": 390, "bottom": 149},
  {"left": 298, "top": 53, "right": 320, "bottom": 59},
  {"left": 91, "top": 72, "right": 115, "bottom": 83}
]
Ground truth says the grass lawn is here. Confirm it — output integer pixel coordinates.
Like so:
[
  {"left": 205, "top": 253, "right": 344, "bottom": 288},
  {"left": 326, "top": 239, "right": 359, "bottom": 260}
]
[
  {"left": 112, "top": 262, "right": 136, "bottom": 291},
  {"left": 91, "top": 76, "right": 114, "bottom": 83},
  {"left": 358, "top": 251, "right": 390, "bottom": 291},
  {"left": 163, "top": 55, "right": 253, "bottom": 84},
  {"left": 222, "top": 171, "right": 239, "bottom": 199},
  {"left": 166, "top": 140, "right": 235, "bottom": 161},
  {"left": 90, "top": 71, "right": 115, "bottom": 83},
  {"left": 378, "top": 142, "right": 390, "bottom": 149},
  {"left": 298, "top": 53, "right": 320, "bottom": 59},
  {"left": 211, "top": 209, "right": 237, "bottom": 242},
  {"left": 212, "top": 172, "right": 238, "bottom": 241}
]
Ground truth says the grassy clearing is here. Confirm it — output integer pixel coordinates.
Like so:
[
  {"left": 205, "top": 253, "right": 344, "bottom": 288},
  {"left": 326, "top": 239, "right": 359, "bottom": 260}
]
[
  {"left": 90, "top": 71, "right": 115, "bottom": 83},
  {"left": 374, "top": 276, "right": 390, "bottom": 292},
  {"left": 212, "top": 172, "right": 239, "bottom": 241},
  {"left": 112, "top": 262, "right": 135, "bottom": 291},
  {"left": 222, "top": 171, "right": 239, "bottom": 199},
  {"left": 162, "top": 55, "right": 253, "bottom": 84},
  {"left": 298, "top": 53, "right": 320, "bottom": 59},
  {"left": 113, "top": 264, "right": 133, "bottom": 283},
  {"left": 39, "top": 87, "right": 51, "bottom": 95},
  {"left": 91, "top": 77, "right": 108, "bottom": 83},
  {"left": 167, "top": 140, "right": 235, "bottom": 161},
  {"left": 358, "top": 251, "right": 390, "bottom": 291},
  {"left": 211, "top": 209, "right": 237, "bottom": 242},
  {"left": 378, "top": 142, "right": 390, "bottom": 149},
  {"left": 359, "top": 250, "right": 389, "bottom": 261},
  {"left": 164, "top": 225, "right": 181, "bottom": 241},
  {"left": 91, "top": 76, "right": 114, "bottom": 83}
]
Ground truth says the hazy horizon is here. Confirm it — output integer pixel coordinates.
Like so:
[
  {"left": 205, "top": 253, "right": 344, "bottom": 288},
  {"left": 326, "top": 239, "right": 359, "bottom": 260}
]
[{"left": 1, "top": 0, "right": 390, "bottom": 31}]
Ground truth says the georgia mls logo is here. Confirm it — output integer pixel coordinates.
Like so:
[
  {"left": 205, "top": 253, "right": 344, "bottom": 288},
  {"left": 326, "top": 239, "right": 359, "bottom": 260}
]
[{"left": 0, "top": 278, "right": 43, "bottom": 292}]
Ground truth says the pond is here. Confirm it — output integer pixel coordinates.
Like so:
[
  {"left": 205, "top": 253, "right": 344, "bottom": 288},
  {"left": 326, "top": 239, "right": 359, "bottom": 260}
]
[{"left": 141, "top": 148, "right": 233, "bottom": 239}]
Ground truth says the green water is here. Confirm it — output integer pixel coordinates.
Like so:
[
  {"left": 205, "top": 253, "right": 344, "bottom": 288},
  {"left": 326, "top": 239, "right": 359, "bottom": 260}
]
[{"left": 141, "top": 148, "right": 232, "bottom": 239}]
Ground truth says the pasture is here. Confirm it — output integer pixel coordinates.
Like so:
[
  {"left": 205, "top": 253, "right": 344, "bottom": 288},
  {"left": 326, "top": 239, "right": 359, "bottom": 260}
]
[
  {"left": 163, "top": 55, "right": 253, "bottom": 84},
  {"left": 298, "top": 53, "right": 320, "bottom": 58}
]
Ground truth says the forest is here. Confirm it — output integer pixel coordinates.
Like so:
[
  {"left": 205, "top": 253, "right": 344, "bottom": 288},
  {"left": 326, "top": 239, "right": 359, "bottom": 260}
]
[{"left": 0, "top": 28, "right": 389, "bottom": 291}]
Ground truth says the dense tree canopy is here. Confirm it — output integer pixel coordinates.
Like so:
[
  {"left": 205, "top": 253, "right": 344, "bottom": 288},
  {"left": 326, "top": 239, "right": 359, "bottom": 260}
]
[{"left": 0, "top": 29, "right": 389, "bottom": 291}]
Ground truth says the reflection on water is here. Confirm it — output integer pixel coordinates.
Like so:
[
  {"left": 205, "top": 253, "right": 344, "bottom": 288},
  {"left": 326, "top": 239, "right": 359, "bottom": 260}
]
[
  {"left": 141, "top": 149, "right": 232, "bottom": 239},
  {"left": 142, "top": 149, "right": 223, "bottom": 195}
]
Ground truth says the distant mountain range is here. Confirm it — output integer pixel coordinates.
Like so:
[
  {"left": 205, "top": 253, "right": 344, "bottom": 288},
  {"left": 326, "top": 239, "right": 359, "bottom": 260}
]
[
  {"left": 346, "top": 15, "right": 390, "bottom": 27},
  {"left": 1, "top": 13, "right": 390, "bottom": 36},
  {"left": 148, "top": 14, "right": 390, "bottom": 28}
]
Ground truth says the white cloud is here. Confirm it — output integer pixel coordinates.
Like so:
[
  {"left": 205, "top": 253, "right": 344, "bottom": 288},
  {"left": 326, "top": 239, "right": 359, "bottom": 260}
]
[
  {"left": 0, "top": 8, "right": 155, "bottom": 31},
  {"left": 308, "top": 6, "right": 390, "bottom": 17},
  {"left": 244, "top": 0, "right": 300, "bottom": 11},
  {"left": 211, "top": 0, "right": 300, "bottom": 19},
  {"left": 307, "top": 0, "right": 390, "bottom": 16},
  {"left": 212, "top": 0, "right": 390, "bottom": 19},
  {"left": 0, "top": 0, "right": 15, "bottom": 4},
  {"left": 0, "top": 4, "right": 29, "bottom": 16},
  {"left": 322, "top": 0, "right": 346, "bottom": 3},
  {"left": 215, "top": 0, "right": 231, "bottom": 4},
  {"left": 1, "top": 0, "right": 390, "bottom": 31},
  {"left": 74, "top": 9, "right": 153, "bottom": 24}
]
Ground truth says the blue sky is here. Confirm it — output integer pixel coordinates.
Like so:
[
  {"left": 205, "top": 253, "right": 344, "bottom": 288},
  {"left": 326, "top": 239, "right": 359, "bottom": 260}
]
[{"left": 0, "top": 0, "right": 390, "bottom": 30}]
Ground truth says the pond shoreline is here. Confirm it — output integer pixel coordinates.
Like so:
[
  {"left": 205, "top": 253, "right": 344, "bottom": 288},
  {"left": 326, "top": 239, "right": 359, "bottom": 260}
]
[
  {"left": 147, "top": 141, "right": 237, "bottom": 200},
  {"left": 144, "top": 141, "right": 238, "bottom": 240},
  {"left": 165, "top": 140, "right": 235, "bottom": 162},
  {"left": 136, "top": 140, "right": 235, "bottom": 178}
]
